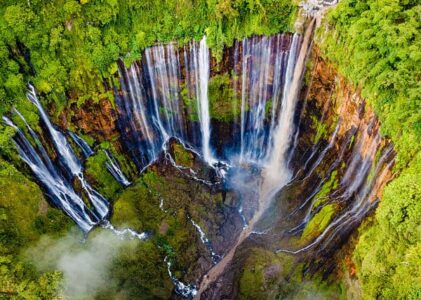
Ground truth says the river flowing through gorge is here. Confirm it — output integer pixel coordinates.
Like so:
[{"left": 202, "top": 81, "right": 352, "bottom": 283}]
[{"left": 2, "top": 13, "right": 396, "bottom": 299}]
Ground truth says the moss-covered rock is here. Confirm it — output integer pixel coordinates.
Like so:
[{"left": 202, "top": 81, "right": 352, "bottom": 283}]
[
  {"left": 180, "top": 84, "right": 199, "bottom": 122},
  {"left": 302, "top": 204, "right": 337, "bottom": 242},
  {"left": 84, "top": 141, "right": 135, "bottom": 200},
  {"left": 111, "top": 174, "right": 164, "bottom": 232},
  {"left": 209, "top": 73, "right": 240, "bottom": 122},
  {"left": 111, "top": 168, "right": 212, "bottom": 282},
  {"left": 312, "top": 170, "right": 339, "bottom": 209},
  {"left": 85, "top": 150, "right": 122, "bottom": 199},
  {"left": 238, "top": 248, "right": 345, "bottom": 299},
  {"left": 172, "top": 143, "right": 194, "bottom": 167},
  {"left": 238, "top": 248, "right": 284, "bottom": 299},
  {"left": 104, "top": 240, "right": 174, "bottom": 299}
]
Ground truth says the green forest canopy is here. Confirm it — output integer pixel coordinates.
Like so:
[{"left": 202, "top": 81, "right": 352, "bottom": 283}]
[
  {"left": 321, "top": 1, "right": 420, "bottom": 298},
  {"left": 0, "top": 0, "right": 297, "bottom": 115},
  {"left": 320, "top": 0, "right": 420, "bottom": 168},
  {"left": 0, "top": 0, "right": 419, "bottom": 298}
]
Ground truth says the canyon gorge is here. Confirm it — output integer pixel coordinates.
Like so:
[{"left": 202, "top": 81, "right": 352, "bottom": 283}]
[{"left": 0, "top": 0, "right": 419, "bottom": 299}]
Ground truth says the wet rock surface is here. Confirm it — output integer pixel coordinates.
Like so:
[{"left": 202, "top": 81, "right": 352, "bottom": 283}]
[
  {"left": 197, "top": 48, "right": 395, "bottom": 299},
  {"left": 8, "top": 36, "right": 396, "bottom": 299}
]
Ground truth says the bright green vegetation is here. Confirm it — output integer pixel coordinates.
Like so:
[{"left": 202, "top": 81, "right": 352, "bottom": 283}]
[
  {"left": 208, "top": 73, "right": 240, "bottom": 121},
  {"left": 180, "top": 84, "right": 199, "bottom": 122},
  {"left": 265, "top": 99, "right": 273, "bottom": 116},
  {"left": 85, "top": 149, "right": 123, "bottom": 199},
  {"left": 111, "top": 173, "right": 165, "bottom": 231},
  {"left": 172, "top": 143, "right": 194, "bottom": 167},
  {"left": 319, "top": 1, "right": 421, "bottom": 297},
  {"left": 0, "top": 0, "right": 297, "bottom": 118},
  {"left": 301, "top": 204, "right": 336, "bottom": 242},
  {"left": 238, "top": 248, "right": 345, "bottom": 299},
  {"left": 320, "top": 0, "right": 420, "bottom": 168},
  {"left": 186, "top": 72, "right": 243, "bottom": 122},
  {"left": 313, "top": 170, "right": 339, "bottom": 209},
  {"left": 104, "top": 239, "right": 173, "bottom": 299},
  {"left": 239, "top": 248, "right": 284, "bottom": 299},
  {"left": 310, "top": 113, "right": 339, "bottom": 146},
  {"left": 109, "top": 175, "right": 178, "bottom": 298},
  {"left": 353, "top": 152, "right": 421, "bottom": 299},
  {"left": 84, "top": 141, "right": 136, "bottom": 199},
  {"left": 311, "top": 114, "right": 328, "bottom": 144},
  {"left": 0, "top": 158, "right": 71, "bottom": 297}
]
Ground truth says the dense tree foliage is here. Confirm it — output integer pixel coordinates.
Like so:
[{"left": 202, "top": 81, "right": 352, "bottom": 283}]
[
  {"left": 320, "top": 0, "right": 420, "bottom": 168},
  {"left": 320, "top": 1, "right": 420, "bottom": 298},
  {"left": 353, "top": 153, "right": 421, "bottom": 299},
  {"left": 0, "top": 159, "right": 71, "bottom": 297},
  {"left": 0, "top": 0, "right": 419, "bottom": 298},
  {"left": 0, "top": 0, "right": 296, "bottom": 115}
]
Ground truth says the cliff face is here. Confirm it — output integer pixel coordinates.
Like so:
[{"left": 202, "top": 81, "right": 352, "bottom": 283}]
[
  {"left": 37, "top": 38, "right": 395, "bottom": 299},
  {"left": 301, "top": 47, "right": 394, "bottom": 200},
  {"left": 59, "top": 98, "right": 119, "bottom": 142},
  {"left": 200, "top": 47, "right": 395, "bottom": 299}
]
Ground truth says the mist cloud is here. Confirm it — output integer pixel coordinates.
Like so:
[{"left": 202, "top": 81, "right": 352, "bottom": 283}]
[{"left": 27, "top": 228, "right": 131, "bottom": 298}]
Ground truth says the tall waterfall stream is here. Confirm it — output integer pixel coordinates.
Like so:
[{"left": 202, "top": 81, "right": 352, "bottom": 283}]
[{"left": 3, "top": 10, "right": 395, "bottom": 298}]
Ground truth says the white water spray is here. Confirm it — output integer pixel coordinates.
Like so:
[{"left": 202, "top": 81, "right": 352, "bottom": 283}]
[{"left": 197, "top": 36, "right": 215, "bottom": 165}]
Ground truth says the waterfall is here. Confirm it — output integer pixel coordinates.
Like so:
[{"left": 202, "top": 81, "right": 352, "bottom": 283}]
[
  {"left": 27, "top": 85, "right": 82, "bottom": 177},
  {"left": 116, "top": 33, "right": 305, "bottom": 172},
  {"left": 4, "top": 86, "right": 114, "bottom": 228},
  {"left": 144, "top": 43, "right": 185, "bottom": 140},
  {"left": 102, "top": 221, "right": 147, "bottom": 240},
  {"left": 27, "top": 86, "right": 109, "bottom": 218},
  {"left": 2, "top": 115, "right": 96, "bottom": 232},
  {"left": 3, "top": 87, "right": 152, "bottom": 237},
  {"left": 278, "top": 134, "right": 394, "bottom": 255},
  {"left": 116, "top": 37, "right": 216, "bottom": 169},
  {"left": 190, "top": 218, "right": 220, "bottom": 263},
  {"left": 265, "top": 20, "right": 315, "bottom": 187},
  {"left": 68, "top": 131, "right": 94, "bottom": 158},
  {"left": 195, "top": 23, "right": 315, "bottom": 298},
  {"left": 229, "top": 34, "right": 302, "bottom": 164},
  {"left": 117, "top": 60, "right": 161, "bottom": 167},
  {"left": 165, "top": 257, "right": 197, "bottom": 298},
  {"left": 197, "top": 36, "right": 215, "bottom": 165},
  {"left": 104, "top": 150, "right": 131, "bottom": 187}
]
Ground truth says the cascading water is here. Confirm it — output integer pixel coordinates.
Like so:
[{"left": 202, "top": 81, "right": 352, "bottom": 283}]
[
  {"left": 2, "top": 115, "right": 97, "bottom": 232},
  {"left": 197, "top": 37, "right": 215, "bottom": 165},
  {"left": 194, "top": 22, "right": 314, "bottom": 298},
  {"left": 26, "top": 86, "right": 109, "bottom": 219},
  {"left": 190, "top": 218, "right": 220, "bottom": 263},
  {"left": 234, "top": 34, "right": 300, "bottom": 163},
  {"left": 265, "top": 22, "right": 313, "bottom": 187},
  {"left": 68, "top": 131, "right": 94, "bottom": 158},
  {"left": 3, "top": 12, "right": 396, "bottom": 298},
  {"left": 116, "top": 33, "right": 303, "bottom": 171},
  {"left": 104, "top": 150, "right": 131, "bottom": 187},
  {"left": 116, "top": 36, "right": 216, "bottom": 169},
  {"left": 278, "top": 131, "right": 394, "bottom": 255},
  {"left": 4, "top": 89, "right": 150, "bottom": 242}
]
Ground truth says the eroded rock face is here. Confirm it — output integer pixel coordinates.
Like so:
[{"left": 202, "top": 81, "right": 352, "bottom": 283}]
[
  {"left": 199, "top": 48, "right": 395, "bottom": 299},
  {"left": 47, "top": 41, "right": 394, "bottom": 299},
  {"left": 60, "top": 98, "right": 119, "bottom": 142},
  {"left": 107, "top": 139, "right": 245, "bottom": 297}
]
